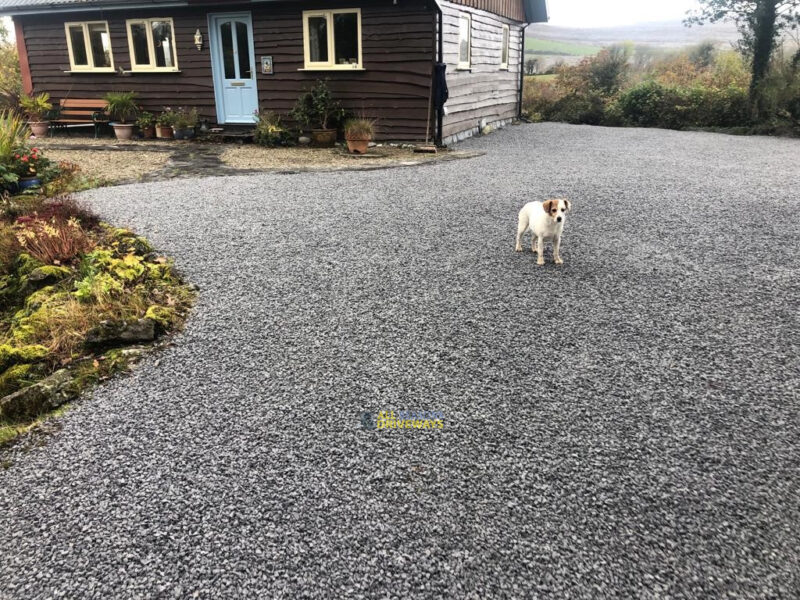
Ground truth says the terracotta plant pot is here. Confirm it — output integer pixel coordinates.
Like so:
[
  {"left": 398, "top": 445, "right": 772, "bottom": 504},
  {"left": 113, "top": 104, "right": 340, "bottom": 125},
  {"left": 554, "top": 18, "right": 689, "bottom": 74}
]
[
  {"left": 156, "top": 125, "right": 174, "bottom": 139},
  {"left": 141, "top": 125, "right": 156, "bottom": 139},
  {"left": 345, "top": 137, "right": 370, "bottom": 154},
  {"left": 28, "top": 121, "right": 49, "bottom": 137},
  {"left": 311, "top": 128, "right": 337, "bottom": 148},
  {"left": 111, "top": 123, "right": 135, "bottom": 140}
]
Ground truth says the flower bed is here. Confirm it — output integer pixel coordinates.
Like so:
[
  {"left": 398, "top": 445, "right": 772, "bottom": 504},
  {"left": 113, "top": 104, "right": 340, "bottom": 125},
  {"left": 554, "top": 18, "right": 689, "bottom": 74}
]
[{"left": 1, "top": 127, "right": 194, "bottom": 446}]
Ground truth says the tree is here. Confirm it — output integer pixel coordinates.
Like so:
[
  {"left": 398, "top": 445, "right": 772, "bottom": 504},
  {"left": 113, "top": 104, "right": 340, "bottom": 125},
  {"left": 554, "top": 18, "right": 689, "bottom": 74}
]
[
  {"left": 525, "top": 58, "right": 539, "bottom": 75},
  {"left": 685, "top": 0, "right": 800, "bottom": 102}
]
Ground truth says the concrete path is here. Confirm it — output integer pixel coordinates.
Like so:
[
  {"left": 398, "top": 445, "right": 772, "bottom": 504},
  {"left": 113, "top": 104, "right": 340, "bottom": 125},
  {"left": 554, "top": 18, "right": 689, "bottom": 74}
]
[{"left": 1, "top": 123, "right": 798, "bottom": 599}]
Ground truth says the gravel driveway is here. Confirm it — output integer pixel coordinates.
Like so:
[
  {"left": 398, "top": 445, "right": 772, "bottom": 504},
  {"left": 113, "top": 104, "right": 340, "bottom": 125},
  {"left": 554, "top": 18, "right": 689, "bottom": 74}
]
[{"left": 1, "top": 123, "right": 798, "bottom": 599}]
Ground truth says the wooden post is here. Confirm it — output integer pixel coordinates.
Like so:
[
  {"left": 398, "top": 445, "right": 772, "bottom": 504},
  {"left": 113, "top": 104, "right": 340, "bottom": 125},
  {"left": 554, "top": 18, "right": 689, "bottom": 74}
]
[{"left": 14, "top": 19, "right": 33, "bottom": 96}]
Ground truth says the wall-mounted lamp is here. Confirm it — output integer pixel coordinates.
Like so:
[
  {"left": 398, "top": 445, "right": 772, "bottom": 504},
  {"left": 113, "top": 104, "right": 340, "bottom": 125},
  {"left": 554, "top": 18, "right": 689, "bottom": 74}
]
[{"left": 194, "top": 29, "right": 203, "bottom": 51}]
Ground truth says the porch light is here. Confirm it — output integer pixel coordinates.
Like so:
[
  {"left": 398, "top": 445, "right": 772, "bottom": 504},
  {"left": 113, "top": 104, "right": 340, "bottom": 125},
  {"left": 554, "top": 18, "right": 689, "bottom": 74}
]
[{"left": 194, "top": 29, "right": 203, "bottom": 51}]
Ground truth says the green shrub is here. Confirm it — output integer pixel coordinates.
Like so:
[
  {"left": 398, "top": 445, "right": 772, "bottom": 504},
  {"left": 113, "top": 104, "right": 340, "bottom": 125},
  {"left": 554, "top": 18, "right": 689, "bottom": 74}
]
[
  {"left": 547, "top": 92, "right": 606, "bottom": 125},
  {"left": 253, "top": 110, "right": 294, "bottom": 147}
]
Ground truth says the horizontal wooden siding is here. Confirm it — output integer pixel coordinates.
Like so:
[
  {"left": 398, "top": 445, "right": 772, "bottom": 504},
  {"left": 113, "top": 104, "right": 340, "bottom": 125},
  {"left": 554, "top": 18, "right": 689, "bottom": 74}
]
[{"left": 17, "top": 0, "right": 436, "bottom": 140}]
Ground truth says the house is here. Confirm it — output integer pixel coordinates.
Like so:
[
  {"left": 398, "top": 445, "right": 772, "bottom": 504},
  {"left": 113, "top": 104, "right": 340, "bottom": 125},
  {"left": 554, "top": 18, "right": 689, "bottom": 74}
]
[{"left": 1, "top": 0, "right": 548, "bottom": 145}]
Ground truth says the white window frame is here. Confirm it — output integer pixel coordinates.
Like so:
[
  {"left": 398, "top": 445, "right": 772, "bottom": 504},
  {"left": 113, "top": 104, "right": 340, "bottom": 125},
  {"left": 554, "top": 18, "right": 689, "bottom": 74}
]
[
  {"left": 64, "top": 21, "right": 115, "bottom": 72},
  {"left": 500, "top": 24, "right": 510, "bottom": 70},
  {"left": 302, "top": 8, "right": 363, "bottom": 70},
  {"left": 125, "top": 18, "right": 180, "bottom": 72},
  {"left": 457, "top": 13, "right": 471, "bottom": 70}
]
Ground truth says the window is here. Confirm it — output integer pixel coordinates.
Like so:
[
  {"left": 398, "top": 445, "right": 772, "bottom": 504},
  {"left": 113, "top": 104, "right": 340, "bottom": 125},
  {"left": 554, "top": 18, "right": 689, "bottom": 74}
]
[
  {"left": 458, "top": 14, "right": 471, "bottom": 70},
  {"left": 126, "top": 18, "right": 179, "bottom": 71},
  {"left": 500, "top": 24, "right": 510, "bottom": 69},
  {"left": 64, "top": 21, "right": 114, "bottom": 72},
  {"left": 302, "top": 9, "right": 362, "bottom": 70}
]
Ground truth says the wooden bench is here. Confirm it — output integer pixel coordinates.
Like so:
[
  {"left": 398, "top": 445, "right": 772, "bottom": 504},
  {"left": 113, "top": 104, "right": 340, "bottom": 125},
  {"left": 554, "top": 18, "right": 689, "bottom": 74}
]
[{"left": 50, "top": 99, "right": 109, "bottom": 138}]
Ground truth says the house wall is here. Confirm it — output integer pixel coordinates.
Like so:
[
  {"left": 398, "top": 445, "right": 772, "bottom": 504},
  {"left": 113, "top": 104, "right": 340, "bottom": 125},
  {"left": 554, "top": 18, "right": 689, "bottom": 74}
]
[
  {"left": 14, "top": 0, "right": 436, "bottom": 140},
  {"left": 443, "top": 0, "right": 525, "bottom": 22},
  {"left": 437, "top": 0, "right": 524, "bottom": 144}
]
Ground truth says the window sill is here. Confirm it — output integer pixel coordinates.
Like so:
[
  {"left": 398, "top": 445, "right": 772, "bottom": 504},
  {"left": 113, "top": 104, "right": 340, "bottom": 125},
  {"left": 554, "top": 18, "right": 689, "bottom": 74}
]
[
  {"left": 63, "top": 69, "right": 116, "bottom": 74},
  {"left": 124, "top": 69, "right": 182, "bottom": 74},
  {"left": 298, "top": 67, "right": 365, "bottom": 72}
]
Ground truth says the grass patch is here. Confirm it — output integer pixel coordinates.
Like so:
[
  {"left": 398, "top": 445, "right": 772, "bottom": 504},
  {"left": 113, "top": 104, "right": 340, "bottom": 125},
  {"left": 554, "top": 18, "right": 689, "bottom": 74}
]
[{"left": 525, "top": 38, "right": 603, "bottom": 56}]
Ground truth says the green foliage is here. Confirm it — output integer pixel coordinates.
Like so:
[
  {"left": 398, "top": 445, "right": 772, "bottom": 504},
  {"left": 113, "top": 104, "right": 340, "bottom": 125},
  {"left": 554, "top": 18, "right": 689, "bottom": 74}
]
[
  {"left": 136, "top": 111, "right": 155, "bottom": 128},
  {"left": 172, "top": 107, "right": 198, "bottom": 129},
  {"left": 253, "top": 110, "right": 295, "bottom": 147},
  {"left": 521, "top": 42, "right": 796, "bottom": 133},
  {"left": 0, "top": 343, "right": 49, "bottom": 372},
  {"left": 103, "top": 91, "right": 139, "bottom": 124},
  {"left": 19, "top": 93, "right": 52, "bottom": 120},
  {"left": 290, "top": 80, "right": 345, "bottom": 130},
  {"left": 0, "top": 110, "right": 31, "bottom": 165},
  {"left": 0, "top": 43, "right": 21, "bottom": 112},
  {"left": 156, "top": 108, "right": 176, "bottom": 127}
]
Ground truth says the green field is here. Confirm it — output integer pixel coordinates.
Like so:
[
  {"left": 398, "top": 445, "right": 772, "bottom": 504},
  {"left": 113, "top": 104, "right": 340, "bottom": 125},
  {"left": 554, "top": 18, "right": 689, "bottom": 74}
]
[
  {"left": 525, "top": 38, "right": 603, "bottom": 56},
  {"left": 525, "top": 74, "right": 558, "bottom": 82}
]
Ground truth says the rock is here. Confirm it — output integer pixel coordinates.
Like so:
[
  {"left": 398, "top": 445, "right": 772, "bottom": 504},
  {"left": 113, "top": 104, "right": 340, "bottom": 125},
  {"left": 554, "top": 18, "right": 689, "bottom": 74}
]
[
  {"left": 0, "top": 344, "right": 49, "bottom": 372},
  {"left": 85, "top": 318, "right": 156, "bottom": 349},
  {"left": 0, "top": 369, "right": 78, "bottom": 420},
  {"left": 27, "top": 265, "right": 72, "bottom": 286},
  {"left": 144, "top": 305, "right": 176, "bottom": 329},
  {"left": 298, "top": 136, "right": 311, "bottom": 146},
  {"left": 481, "top": 125, "right": 493, "bottom": 136}
]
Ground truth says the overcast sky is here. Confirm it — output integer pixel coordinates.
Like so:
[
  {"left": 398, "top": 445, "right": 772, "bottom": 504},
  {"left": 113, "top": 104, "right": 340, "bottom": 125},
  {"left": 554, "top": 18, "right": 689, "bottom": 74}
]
[{"left": 547, "top": 0, "right": 701, "bottom": 27}]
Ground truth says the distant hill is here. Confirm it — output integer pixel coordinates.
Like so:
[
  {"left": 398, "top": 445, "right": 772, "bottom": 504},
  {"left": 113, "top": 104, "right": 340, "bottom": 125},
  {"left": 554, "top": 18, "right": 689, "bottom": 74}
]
[
  {"left": 526, "top": 19, "right": 740, "bottom": 50},
  {"left": 523, "top": 20, "right": 741, "bottom": 71}
]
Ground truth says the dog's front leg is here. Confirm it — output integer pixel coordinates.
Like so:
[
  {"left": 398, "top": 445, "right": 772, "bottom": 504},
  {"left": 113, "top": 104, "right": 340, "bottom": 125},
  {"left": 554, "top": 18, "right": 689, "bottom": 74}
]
[
  {"left": 536, "top": 236, "right": 545, "bottom": 266},
  {"left": 553, "top": 235, "right": 563, "bottom": 265}
]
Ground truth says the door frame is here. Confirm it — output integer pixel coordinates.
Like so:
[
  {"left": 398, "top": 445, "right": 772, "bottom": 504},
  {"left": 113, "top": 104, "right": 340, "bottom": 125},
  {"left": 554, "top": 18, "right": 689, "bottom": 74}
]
[{"left": 207, "top": 11, "right": 259, "bottom": 124}]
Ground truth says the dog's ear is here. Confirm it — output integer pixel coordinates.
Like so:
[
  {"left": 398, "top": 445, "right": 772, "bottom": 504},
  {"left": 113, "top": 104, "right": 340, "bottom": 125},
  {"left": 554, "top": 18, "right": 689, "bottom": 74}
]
[
  {"left": 563, "top": 199, "right": 571, "bottom": 212},
  {"left": 542, "top": 199, "right": 553, "bottom": 214}
]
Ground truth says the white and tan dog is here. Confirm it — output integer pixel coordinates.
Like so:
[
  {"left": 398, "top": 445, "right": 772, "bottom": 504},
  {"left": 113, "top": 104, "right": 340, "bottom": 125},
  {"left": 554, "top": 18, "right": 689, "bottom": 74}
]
[{"left": 515, "top": 199, "right": 571, "bottom": 265}]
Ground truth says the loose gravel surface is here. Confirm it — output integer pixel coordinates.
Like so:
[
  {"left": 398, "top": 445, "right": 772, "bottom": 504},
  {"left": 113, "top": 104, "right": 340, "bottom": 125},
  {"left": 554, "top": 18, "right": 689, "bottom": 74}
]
[{"left": 1, "top": 123, "right": 798, "bottom": 599}]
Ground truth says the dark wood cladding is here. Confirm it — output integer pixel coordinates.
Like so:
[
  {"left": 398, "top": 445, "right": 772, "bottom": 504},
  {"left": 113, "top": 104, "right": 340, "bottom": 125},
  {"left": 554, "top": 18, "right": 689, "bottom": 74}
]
[
  {"left": 17, "top": 0, "right": 436, "bottom": 140},
  {"left": 444, "top": 0, "right": 525, "bottom": 22}
]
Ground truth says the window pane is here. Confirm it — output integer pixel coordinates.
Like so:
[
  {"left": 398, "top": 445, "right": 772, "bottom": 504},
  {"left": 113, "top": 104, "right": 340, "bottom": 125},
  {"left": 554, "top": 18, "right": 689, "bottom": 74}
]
[
  {"left": 459, "top": 17, "right": 470, "bottom": 64},
  {"left": 235, "top": 21, "right": 251, "bottom": 78},
  {"left": 333, "top": 12, "right": 358, "bottom": 65},
  {"left": 88, "top": 23, "right": 112, "bottom": 68},
  {"left": 68, "top": 25, "right": 88, "bottom": 66},
  {"left": 501, "top": 28, "right": 509, "bottom": 65},
  {"left": 151, "top": 20, "right": 174, "bottom": 68},
  {"left": 307, "top": 16, "right": 328, "bottom": 63},
  {"left": 130, "top": 23, "right": 150, "bottom": 65},
  {"left": 220, "top": 22, "right": 235, "bottom": 78}
]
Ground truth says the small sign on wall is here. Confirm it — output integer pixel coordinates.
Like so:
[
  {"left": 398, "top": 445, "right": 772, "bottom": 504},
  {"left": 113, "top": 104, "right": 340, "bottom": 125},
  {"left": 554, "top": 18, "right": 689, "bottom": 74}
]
[{"left": 261, "top": 56, "right": 274, "bottom": 75}]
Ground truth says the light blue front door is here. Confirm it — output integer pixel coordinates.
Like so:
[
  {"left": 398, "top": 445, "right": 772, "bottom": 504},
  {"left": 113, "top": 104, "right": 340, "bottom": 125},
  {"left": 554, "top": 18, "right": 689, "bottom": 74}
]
[{"left": 209, "top": 13, "right": 258, "bottom": 124}]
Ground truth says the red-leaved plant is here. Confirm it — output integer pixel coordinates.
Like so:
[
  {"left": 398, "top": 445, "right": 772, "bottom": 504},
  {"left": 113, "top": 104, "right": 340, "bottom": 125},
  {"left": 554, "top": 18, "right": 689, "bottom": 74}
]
[{"left": 14, "top": 216, "right": 94, "bottom": 264}]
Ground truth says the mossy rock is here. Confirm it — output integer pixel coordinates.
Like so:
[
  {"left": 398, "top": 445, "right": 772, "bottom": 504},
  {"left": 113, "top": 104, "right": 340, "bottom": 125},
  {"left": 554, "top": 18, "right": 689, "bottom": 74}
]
[
  {"left": 0, "top": 344, "right": 49, "bottom": 372},
  {"left": 27, "top": 265, "right": 73, "bottom": 287},
  {"left": 14, "top": 253, "right": 44, "bottom": 278},
  {"left": 110, "top": 228, "right": 153, "bottom": 257},
  {"left": 144, "top": 305, "right": 176, "bottom": 329},
  {"left": 0, "top": 363, "right": 45, "bottom": 397},
  {"left": 23, "top": 285, "right": 65, "bottom": 311}
]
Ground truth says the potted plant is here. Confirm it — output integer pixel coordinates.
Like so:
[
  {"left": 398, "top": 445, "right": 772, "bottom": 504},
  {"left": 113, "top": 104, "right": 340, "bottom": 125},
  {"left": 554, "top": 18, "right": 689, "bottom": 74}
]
[
  {"left": 172, "top": 107, "right": 198, "bottom": 140},
  {"left": 344, "top": 117, "right": 375, "bottom": 154},
  {"left": 19, "top": 92, "right": 53, "bottom": 137},
  {"left": 103, "top": 91, "right": 139, "bottom": 140},
  {"left": 156, "top": 109, "right": 175, "bottom": 139},
  {"left": 136, "top": 111, "right": 156, "bottom": 139},
  {"left": 290, "top": 80, "right": 344, "bottom": 147},
  {"left": 11, "top": 146, "right": 49, "bottom": 191}
]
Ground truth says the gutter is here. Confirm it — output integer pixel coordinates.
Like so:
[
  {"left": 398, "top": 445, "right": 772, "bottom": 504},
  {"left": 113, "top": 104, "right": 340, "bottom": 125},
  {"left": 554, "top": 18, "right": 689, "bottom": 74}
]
[
  {"left": 518, "top": 23, "right": 526, "bottom": 119},
  {"left": 434, "top": 0, "right": 443, "bottom": 147}
]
